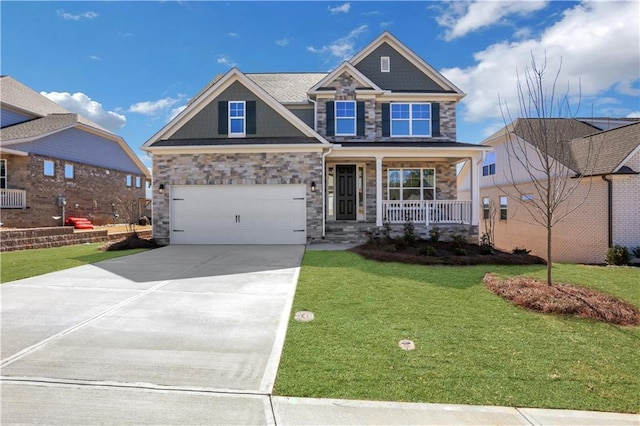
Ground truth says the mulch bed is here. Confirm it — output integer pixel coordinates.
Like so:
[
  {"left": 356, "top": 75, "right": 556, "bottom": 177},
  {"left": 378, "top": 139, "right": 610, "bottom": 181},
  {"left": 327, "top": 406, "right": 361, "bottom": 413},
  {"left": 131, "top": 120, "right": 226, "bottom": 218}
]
[
  {"left": 484, "top": 273, "right": 640, "bottom": 326},
  {"left": 103, "top": 234, "right": 164, "bottom": 251},
  {"left": 351, "top": 239, "right": 546, "bottom": 266}
]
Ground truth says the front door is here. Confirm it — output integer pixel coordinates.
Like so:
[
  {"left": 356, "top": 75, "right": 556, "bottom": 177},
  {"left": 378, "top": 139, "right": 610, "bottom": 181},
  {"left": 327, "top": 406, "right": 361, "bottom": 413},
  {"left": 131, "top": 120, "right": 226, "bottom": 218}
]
[{"left": 336, "top": 165, "right": 356, "bottom": 220}]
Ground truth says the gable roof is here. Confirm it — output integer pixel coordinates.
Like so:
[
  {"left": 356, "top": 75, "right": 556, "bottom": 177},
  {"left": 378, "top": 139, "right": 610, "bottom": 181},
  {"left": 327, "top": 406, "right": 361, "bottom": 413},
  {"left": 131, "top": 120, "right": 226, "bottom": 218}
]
[
  {"left": 349, "top": 31, "right": 465, "bottom": 97},
  {"left": 247, "top": 73, "right": 327, "bottom": 103},
  {"left": 570, "top": 122, "right": 640, "bottom": 175},
  {"left": 0, "top": 76, "right": 111, "bottom": 133},
  {"left": 143, "top": 68, "right": 330, "bottom": 148},
  {"left": 308, "top": 62, "right": 383, "bottom": 93},
  {"left": 0, "top": 113, "right": 78, "bottom": 142}
]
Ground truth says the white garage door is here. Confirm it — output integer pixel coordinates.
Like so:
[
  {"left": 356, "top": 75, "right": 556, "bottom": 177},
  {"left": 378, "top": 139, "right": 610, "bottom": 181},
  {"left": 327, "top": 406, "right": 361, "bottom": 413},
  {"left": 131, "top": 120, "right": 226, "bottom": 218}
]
[{"left": 170, "top": 185, "right": 307, "bottom": 244}]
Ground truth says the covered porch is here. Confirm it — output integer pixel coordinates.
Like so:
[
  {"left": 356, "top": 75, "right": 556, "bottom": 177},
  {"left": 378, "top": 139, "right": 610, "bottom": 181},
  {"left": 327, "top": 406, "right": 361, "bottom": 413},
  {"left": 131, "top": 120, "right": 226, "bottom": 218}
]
[{"left": 321, "top": 145, "right": 486, "bottom": 242}]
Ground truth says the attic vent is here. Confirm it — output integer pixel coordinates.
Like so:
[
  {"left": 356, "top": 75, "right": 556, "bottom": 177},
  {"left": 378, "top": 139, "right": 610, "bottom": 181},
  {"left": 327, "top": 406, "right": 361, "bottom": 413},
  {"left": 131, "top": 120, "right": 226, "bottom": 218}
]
[{"left": 381, "top": 56, "right": 390, "bottom": 73}]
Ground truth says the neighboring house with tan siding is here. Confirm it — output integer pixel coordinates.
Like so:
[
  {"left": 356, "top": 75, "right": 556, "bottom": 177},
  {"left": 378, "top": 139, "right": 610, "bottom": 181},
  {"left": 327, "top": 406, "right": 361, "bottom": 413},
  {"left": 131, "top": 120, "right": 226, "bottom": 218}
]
[
  {"left": 458, "top": 119, "right": 640, "bottom": 264},
  {"left": 0, "top": 76, "right": 151, "bottom": 227}
]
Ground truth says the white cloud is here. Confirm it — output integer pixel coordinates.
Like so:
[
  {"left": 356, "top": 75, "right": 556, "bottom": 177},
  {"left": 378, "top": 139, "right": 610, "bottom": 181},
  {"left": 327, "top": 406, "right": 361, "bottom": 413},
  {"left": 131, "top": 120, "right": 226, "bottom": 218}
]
[
  {"left": 129, "top": 97, "right": 182, "bottom": 116},
  {"left": 436, "top": 1, "right": 548, "bottom": 41},
  {"left": 169, "top": 105, "right": 187, "bottom": 121},
  {"left": 626, "top": 111, "right": 640, "bottom": 118},
  {"left": 380, "top": 21, "right": 393, "bottom": 28},
  {"left": 307, "top": 25, "right": 368, "bottom": 61},
  {"left": 227, "top": 32, "right": 239, "bottom": 37},
  {"left": 275, "top": 37, "right": 290, "bottom": 47},
  {"left": 57, "top": 10, "right": 98, "bottom": 21},
  {"left": 329, "top": 3, "right": 350, "bottom": 14},
  {"left": 217, "top": 54, "right": 237, "bottom": 67},
  {"left": 88, "top": 55, "right": 102, "bottom": 61},
  {"left": 440, "top": 1, "right": 640, "bottom": 122},
  {"left": 41, "top": 91, "right": 125, "bottom": 132}
]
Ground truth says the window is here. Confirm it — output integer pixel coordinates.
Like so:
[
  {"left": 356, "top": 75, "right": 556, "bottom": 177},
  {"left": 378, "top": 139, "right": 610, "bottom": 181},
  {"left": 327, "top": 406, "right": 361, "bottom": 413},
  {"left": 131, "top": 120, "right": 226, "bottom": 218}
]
[
  {"left": 500, "top": 196, "right": 508, "bottom": 220},
  {"left": 521, "top": 194, "right": 534, "bottom": 201},
  {"left": 483, "top": 197, "right": 491, "bottom": 220},
  {"left": 335, "top": 101, "right": 356, "bottom": 135},
  {"left": 482, "top": 151, "right": 496, "bottom": 176},
  {"left": 64, "top": 164, "right": 74, "bottom": 179},
  {"left": 390, "top": 103, "right": 431, "bottom": 136},
  {"left": 44, "top": 160, "right": 54, "bottom": 177},
  {"left": 381, "top": 56, "right": 390, "bottom": 72},
  {"left": 388, "top": 168, "right": 435, "bottom": 201},
  {"left": 126, "top": 175, "right": 132, "bottom": 187},
  {"left": 229, "top": 101, "right": 245, "bottom": 137},
  {"left": 135, "top": 176, "right": 141, "bottom": 188},
  {"left": 0, "top": 159, "right": 6, "bottom": 189}
]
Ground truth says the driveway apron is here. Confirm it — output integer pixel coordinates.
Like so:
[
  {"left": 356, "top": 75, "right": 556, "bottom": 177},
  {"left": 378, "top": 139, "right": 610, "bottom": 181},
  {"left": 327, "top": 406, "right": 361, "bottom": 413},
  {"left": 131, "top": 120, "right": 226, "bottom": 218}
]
[{"left": 1, "top": 245, "right": 303, "bottom": 424}]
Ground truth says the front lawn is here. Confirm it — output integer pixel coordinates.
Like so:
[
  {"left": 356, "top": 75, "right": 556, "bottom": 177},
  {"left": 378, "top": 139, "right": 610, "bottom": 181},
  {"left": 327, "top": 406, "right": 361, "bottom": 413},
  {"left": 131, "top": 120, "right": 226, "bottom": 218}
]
[
  {"left": 274, "top": 251, "right": 640, "bottom": 413},
  {"left": 1, "top": 243, "right": 147, "bottom": 283}
]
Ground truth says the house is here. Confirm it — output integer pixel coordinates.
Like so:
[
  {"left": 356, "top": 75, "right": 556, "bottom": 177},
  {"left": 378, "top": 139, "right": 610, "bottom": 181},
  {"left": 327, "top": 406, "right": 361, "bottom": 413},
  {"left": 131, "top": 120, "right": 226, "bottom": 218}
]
[
  {"left": 458, "top": 118, "right": 640, "bottom": 264},
  {"left": 142, "top": 32, "right": 488, "bottom": 245},
  {"left": 0, "top": 76, "right": 151, "bottom": 228}
]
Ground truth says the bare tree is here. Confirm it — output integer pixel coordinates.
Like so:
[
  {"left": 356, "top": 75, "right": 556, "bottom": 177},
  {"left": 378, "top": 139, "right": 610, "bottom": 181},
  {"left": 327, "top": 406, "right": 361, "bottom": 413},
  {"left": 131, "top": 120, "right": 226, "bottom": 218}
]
[
  {"left": 499, "top": 54, "right": 599, "bottom": 285},
  {"left": 481, "top": 198, "right": 497, "bottom": 249}
]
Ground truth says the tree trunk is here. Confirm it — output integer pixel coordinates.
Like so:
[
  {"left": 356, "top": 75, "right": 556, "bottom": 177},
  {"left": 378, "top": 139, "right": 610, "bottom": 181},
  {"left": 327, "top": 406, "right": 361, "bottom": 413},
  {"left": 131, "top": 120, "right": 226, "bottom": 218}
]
[{"left": 547, "top": 223, "right": 552, "bottom": 285}]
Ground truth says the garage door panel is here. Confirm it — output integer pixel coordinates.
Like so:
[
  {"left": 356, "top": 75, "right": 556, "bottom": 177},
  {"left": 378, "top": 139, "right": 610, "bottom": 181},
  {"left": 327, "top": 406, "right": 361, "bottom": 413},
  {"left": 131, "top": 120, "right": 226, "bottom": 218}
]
[{"left": 170, "top": 185, "right": 306, "bottom": 245}]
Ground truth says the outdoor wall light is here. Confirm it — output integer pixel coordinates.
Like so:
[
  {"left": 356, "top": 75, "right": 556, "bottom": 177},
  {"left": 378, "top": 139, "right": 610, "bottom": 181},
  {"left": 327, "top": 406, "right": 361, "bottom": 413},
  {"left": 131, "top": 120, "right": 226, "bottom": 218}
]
[
  {"left": 158, "top": 183, "right": 165, "bottom": 194},
  {"left": 311, "top": 181, "right": 316, "bottom": 192}
]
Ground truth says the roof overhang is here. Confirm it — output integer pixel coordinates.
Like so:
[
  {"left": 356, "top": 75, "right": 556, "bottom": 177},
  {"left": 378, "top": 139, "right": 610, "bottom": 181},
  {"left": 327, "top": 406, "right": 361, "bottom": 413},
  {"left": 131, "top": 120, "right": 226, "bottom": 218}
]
[
  {"left": 308, "top": 61, "right": 383, "bottom": 94},
  {"left": 328, "top": 144, "right": 489, "bottom": 159},
  {"left": 0, "top": 147, "right": 28, "bottom": 156},
  {"left": 143, "top": 144, "right": 326, "bottom": 155}
]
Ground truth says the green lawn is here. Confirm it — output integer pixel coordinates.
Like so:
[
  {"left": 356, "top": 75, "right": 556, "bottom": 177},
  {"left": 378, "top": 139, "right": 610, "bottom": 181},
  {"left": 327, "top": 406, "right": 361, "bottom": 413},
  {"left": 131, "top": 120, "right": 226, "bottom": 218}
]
[
  {"left": 274, "top": 251, "right": 640, "bottom": 413},
  {"left": 1, "top": 243, "right": 147, "bottom": 283}
]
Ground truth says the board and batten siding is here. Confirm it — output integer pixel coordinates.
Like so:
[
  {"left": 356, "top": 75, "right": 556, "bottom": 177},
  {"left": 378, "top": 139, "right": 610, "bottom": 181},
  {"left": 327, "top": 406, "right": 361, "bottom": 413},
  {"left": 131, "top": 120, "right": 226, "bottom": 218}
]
[
  {"left": 13, "top": 128, "right": 143, "bottom": 175},
  {"left": 354, "top": 42, "right": 446, "bottom": 92},
  {"left": 1, "top": 107, "right": 34, "bottom": 127},
  {"left": 169, "top": 81, "right": 307, "bottom": 140}
]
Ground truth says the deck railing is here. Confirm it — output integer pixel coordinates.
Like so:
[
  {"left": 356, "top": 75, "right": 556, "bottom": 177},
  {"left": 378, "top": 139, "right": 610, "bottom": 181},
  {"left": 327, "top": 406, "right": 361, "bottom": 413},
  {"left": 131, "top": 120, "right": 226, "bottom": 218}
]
[
  {"left": 382, "top": 200, "right": 471, "bottom": 225},
  {"left": 1, "top": 189, "right": 27, "bottom": 209}
]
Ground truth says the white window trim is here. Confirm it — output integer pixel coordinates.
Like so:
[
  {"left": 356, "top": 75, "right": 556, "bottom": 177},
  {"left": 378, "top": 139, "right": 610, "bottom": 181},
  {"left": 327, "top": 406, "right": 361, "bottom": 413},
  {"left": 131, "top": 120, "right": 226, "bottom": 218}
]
[
  {"left": 335, "top": 100, "right": 356, "bottom": 136},
  {"left": 482, "top": 151, "right": 496, "bottom": 176},
  {"left": 126, "top": 175, "right": 132, "bottom": 187},
  {"left": 44, "top": 160, "right": 55, "bottom": 177},
  {"left": 499, "top": 196, "right": 508, "bottom": 221},
  {"left": 387, "top": 168, "right": 436, "bottom": 201},
  {"left": 326, "top": 162, "right": 366, "bottom": 221},
  {"left": 390, "top": 103, "right": 432, "bottom": 137},
  {"left": 228, "top": 100, "right": 246, "bottom": 138},
  {"left": 381, "top": 56, "right": 390, "bottom": 72}
]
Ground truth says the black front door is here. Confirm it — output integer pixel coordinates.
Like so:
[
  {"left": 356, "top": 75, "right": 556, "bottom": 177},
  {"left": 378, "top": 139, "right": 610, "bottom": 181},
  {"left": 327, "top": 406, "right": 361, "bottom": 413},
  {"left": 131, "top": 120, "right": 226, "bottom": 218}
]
[{"left": 336, "top": 165, "right": 356, "bottom": 220}]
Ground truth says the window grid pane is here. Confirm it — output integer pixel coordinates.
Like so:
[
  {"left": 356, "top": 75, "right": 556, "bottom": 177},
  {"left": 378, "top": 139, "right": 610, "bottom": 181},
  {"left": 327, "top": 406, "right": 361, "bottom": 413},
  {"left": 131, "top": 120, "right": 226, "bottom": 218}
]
[
  {"left": 388, "top": 168, "right": 436, "bottom": 201},
  {"left": 391, "top": 103, "right": 431, "bottom": 136}
]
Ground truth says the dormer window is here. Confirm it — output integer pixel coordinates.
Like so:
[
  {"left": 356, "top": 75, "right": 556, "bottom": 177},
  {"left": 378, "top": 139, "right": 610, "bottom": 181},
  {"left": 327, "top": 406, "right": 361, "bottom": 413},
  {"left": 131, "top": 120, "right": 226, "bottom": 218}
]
[
  {"left": 381, "top": 56, "right": 390, "bottom": 72},
  {"left": 229, "top": 101, "right": 246, "bottom": 137}
]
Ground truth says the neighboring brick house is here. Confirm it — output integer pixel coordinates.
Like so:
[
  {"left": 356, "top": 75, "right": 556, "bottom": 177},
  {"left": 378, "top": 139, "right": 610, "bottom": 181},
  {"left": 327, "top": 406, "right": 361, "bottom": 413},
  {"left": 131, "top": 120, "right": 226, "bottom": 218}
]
[
  {"left": 143, "top": 32, "right": 488, "bottom": 245},
  {"left": 0, "top": 76, "right": 151, "bottom": 227},
  {"left": 458, "top": 119, "right": 640, "bottom": 264}
]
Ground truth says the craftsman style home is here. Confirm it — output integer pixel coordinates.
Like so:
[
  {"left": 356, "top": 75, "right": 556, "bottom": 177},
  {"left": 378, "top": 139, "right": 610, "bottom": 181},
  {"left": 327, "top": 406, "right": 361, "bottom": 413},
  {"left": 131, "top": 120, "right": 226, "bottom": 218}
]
[
  {"left": 143, "top": 32, "right": 487, "bottom": 245},
  {"left": 1, "top": 76, "right": 150, "bottom": 227}
]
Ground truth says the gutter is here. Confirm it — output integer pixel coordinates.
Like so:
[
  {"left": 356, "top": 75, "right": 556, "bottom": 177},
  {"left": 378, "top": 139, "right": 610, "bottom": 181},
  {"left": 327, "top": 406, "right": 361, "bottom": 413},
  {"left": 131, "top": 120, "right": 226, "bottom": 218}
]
[{"left": 602, "top": 175, "right": 613, "bottom": 247}]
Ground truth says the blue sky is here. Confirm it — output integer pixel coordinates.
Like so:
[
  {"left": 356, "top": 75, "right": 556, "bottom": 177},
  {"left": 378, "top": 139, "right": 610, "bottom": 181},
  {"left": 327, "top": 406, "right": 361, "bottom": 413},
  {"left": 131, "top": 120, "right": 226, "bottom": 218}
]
[{"left": 2, "top": 1, "right": 639, "bottom": 171}]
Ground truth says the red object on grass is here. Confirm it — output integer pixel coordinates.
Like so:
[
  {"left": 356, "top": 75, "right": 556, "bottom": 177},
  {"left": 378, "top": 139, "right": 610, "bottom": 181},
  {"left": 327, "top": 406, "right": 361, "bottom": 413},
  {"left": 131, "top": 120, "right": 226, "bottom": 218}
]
[{"left": 65, "top": 217, "right": 94, "bottom": 229}]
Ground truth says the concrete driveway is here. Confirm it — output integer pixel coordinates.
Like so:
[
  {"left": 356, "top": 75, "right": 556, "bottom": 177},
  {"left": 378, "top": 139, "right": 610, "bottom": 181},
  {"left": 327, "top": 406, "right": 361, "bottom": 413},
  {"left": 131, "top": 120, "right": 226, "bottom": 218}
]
[{"left": 1, "top": 245, "right": 304, "bottom": 424}]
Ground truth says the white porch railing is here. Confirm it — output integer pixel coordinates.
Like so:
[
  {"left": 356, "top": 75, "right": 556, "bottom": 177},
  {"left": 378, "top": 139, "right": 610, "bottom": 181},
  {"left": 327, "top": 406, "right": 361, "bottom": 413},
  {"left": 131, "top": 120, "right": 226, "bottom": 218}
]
[
  {"left": 1, "top": 189, "right": 27, "bottom": 209},
  {"left": 382, "top": 200, "right": 471, "bottom": 225}
]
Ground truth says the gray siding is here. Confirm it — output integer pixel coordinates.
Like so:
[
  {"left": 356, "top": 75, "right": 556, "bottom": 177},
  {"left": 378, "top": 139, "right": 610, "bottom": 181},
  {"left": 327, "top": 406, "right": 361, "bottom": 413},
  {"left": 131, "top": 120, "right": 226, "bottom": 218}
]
[
  {"left": 354, "top": 42, "right": 447, "bottom": 92},
  {"left": 290, "top": 107, "right": 315, "bottom": 129},
  {"left": 16, "top": 128, "right": 144, "bottom": 174},
  {"left": 1, "top": 107, "right": 34, "bottom": 127},
  {"left": 170, "top": 81, "right": 306, "bottom": 139}
]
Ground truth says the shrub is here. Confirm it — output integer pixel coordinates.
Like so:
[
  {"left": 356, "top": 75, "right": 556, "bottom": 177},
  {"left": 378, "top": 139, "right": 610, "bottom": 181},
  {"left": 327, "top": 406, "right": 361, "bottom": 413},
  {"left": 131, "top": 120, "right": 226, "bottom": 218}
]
[
  {"left": 382, "top": 221, "right": 392, "bottom": 242},
  {"left": 631, "top": 246, "right": 640, "bottom": 258},
  {"left": 450, "top": 232, "right": 467, "bottom": 249},
  {"left": 395, "top": 238, "right": 407, "bottom": 250},
  {"left": 428, "top": 226, "right": 441, "bottom": 243},
  {"left": 403, "top": 218, "right": 416, "bottom": 246},
  {"left": 381, "top": 244, "right": 397, "bottom": 253},
  {"left": 454, "top": 247, "right": 467, "bottom": 256},
  {"left": 512, "top": 247, "right": 531, "bottom": 255},
  {"left": 606, "top": 245, "right": 631, "bottom": 266},
  {"left": 480, "top": 245, "right": 494, "bottom": 255},
  {"left": 419, "top": 245, "right": 437, "bottom": 256}
]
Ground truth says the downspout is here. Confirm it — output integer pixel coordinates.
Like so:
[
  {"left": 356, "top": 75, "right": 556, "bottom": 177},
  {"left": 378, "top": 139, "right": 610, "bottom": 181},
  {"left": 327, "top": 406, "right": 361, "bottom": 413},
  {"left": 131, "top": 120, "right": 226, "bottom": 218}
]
[
  {"left": 602, "top": 175, "right": 613, "bottom": 247},
  {"left": 322, "top": 147, "right": 333, "bottom": 238}
]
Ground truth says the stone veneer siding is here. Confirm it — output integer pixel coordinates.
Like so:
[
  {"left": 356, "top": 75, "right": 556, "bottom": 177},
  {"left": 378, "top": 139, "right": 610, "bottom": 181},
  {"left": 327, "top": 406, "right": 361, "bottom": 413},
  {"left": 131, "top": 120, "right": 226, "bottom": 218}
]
[
  {"left": 1, "top": 153, "right": 146, "bottom": 228},
  {"left": 152, "top": 152, "right": 323, "bottom": 245},
  {"left": 316, "top": 73, "right": 457, "bottom": 142}
]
